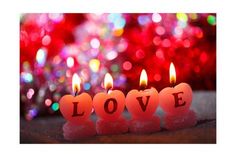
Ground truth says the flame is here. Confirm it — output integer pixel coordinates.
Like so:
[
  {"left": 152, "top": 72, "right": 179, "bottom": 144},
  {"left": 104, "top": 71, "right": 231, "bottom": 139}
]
[
  {"left": 169, "top": 62, "right": 176, "bottom": 85},
  {"left": 104, "top": 73, "right": 113, "bottom": 90},
  {"left": 139, "top": 69, "right": 148, "bottom": 89},
  {"left": 72, "top": 73, "right": 81, "bottom": 94}
]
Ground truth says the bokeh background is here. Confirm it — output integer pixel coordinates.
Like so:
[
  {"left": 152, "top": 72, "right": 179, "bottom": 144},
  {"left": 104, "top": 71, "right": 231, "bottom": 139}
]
[{"left": 20, "top": 13, "right": 216, "bottom": 120}]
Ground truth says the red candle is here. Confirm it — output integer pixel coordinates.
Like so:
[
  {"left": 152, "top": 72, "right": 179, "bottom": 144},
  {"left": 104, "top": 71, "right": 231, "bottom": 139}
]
[
  {"left": 159, "top": 63, "right": 197, "bottom": 130},
  {"left": 125, "top": 69, "right": 160, "bottom": 133},
  {"left": 93, "top": 73, "right": 128, "bottom": 135},
  {"left": 59, "top": 74, "right": 96, "bottom": 140}
]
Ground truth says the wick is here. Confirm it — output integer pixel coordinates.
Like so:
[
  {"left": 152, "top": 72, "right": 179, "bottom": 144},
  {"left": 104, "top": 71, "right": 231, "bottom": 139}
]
[
  {"left": 139, "top": 85, "right": 146, "bottom": 91},
  {"left": 74, "top": 90, "right": 78, "bottom": 96}
]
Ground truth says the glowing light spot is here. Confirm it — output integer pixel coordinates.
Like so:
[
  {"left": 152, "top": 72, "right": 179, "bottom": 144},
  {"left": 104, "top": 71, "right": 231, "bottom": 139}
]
[
  {"left": 123, "top": 61, "right": 132, "bottom": 71},
  {"left": 173, "top": 26, "right": 183, "bottom": 38},
  {"left": 48, "top": 13, "right": 64, "bottom": 22},
  {"left": 49, "top": 84, "right": 56, "bottom": 92},
  {"left": 106, "top": 50, "right": 118, "bottom": 60},
  {"left": 42, "top": 35, "right": 51, "bottom": 46},
  {"left": 178, "top": 20, "right": 187, "bottom": 28},
  {"left": 21, "top": 72, "right": 33, "bottom": 83},
  {"left": 26, "top": 88, "right": 35, "bottom": 99},
  {"left": 207, "top": 15, "right": 216, "bottom": 26},
  {"left": 189, "top": 13, "right": 198, "bottom": 20},
  {"left": 90, "top": 38, "right": 100, "bottom": 49},
  {"left": 113, "top": 28, "right": 124, "bottom": 36},
  {"left": 183, "top": 39, "right": 191, "bottom": 48},
  {"left": 200, "top": 52, "right": 208, "bottom": 63},
  {"left": 176, "top": 13, "right": 188, "bottom": 22},
  {"left": 154, "top": 74, "right": 162, "bottom": 81},
  {"left": 136, "top": 49, "right": 145, "bottom": 59},
  {"left": 153, "top": 36, "right": 161, "bottom": 46},
  {"left": 51, "top": 102, "right": 59, "bottom": 111},
  {"left": 114, "top": 18, "right": 126, "bottom": 29},
  {"left": 45, "top": 99, "right": 52, "bottom": 107},
  {"left": 66, "top": 57, "right": 74, "bottom": 68},
  {"left": 83, "top": 83, "right": 91, "bottom": 91},
  {"left": 53, "top": 55, "right": 61, "bottom": 65},
  {"left": 162, "top": 39, "right": 171, "bottom": 47},
  {"left": 195, "top": 27, "right": 203, "bottom": 38},
  {"left": 89, "top": 59, "right": 100, "bottom": 72},
  {"left": 152, "top": 13, "right": 162, "bottom": 23},
  {"left": 138, "top": 15, "right": 151, "bottom": 25},
  {"left": 156, "top": 49, "right": 165, "bottom": 60},
  {"left": 155, "top": 26, "right": 165, "bottom": 35},
  {"left": 111, "top": 64, "right": 119, "bottom": 72},
  {"left": 36, "top": 48, "right": 47, "bottom": 67}
]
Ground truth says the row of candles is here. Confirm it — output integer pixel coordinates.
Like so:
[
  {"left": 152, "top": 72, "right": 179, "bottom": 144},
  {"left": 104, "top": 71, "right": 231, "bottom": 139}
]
[{"left": 59, "top": 62, "right": 197, "bottom": 140}]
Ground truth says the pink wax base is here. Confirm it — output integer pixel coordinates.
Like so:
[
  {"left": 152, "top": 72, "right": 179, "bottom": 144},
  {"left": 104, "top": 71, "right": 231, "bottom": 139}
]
[
  {"left": 129, "top": 116, "right": 161, "bottom": 134},
  {"left": 96, "top": 117, "right": 129, "bottom": 135},
  {"left": 164, "top": 110, "right": 197, "bottom": 130},
  {"left": 63, "top": 119, "right": 96, "bottom": 141}
]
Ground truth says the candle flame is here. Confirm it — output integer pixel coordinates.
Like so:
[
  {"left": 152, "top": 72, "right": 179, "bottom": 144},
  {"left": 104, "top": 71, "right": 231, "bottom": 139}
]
[
  {"left": 169, "top": 62, "right": 176, "bottom": 85},
  {"left": 139, "top": 69, "right": 148, "bottom": 89},
  {"left": 72, "top": 73, "right": 81, "bottom": 95},
  {"left": 104, "top": 73, "right": 113, "bottom": 90}
]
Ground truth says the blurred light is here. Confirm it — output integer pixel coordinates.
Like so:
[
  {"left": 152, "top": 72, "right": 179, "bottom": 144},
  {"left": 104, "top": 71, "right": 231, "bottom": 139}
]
[
  {"left": 49, "top": 84, "right": 56, "bottom": 92},
  {"left": 48, "top": 13, "right": 64, "bottom": 22},
  {"left": 136, "top": 49, "right": 145, "bottom": 59},
  {"left": 195, "top": 27, "right": 203, "bottom": 38},
  {"left": 45, "top": 99, "right": 52, "bottom": 107},
  {"left": 114, "top": 18, "right": 126, "bottom": 29},
  {"left": 21, "top": 72, "right": 33, "bottom": 83},
  {"left": 83, "top": 82, "right": 91, "bottom": 91},
  {"left": 66, "top": 57, "right": 74, "bottom": 68},
  {"left": 173, "top": 26, "right": 183, "bottom": 38},
  {"left": 123, "top": 61, "right": 132, "bottom": 71},
  {"left": 156, "top": 49, "right": 165, "bottom": 60},
  {"left": 162, "top": 39, "right": 171, "bottom": 47},
  {"left": 113, "top": 28, "right": 124, "bottom": 36},
  {"left": 154, "top": 74, "right": 162, "bottom": 81},
  {"left": 183, "top": 39, "right": 191, "bottom": 48},
  {"left": 36, "top": 48, "right": 47, "bottom": 67},
  {"left": 111, "top": 64, "right": 119, "bottom": 72},
  {"left": 42, "top": 35, "right": 51, "bottom": 46},
  {"left": 106, "top": 50, "right": 118, "bottom": 60},
  {"left": 200, "top": 52, "right": 208, "bottom": 63},
  {"left": 26, "top": 88, "right": 35, "bottom": 99},
  {"left": 155, "top": 26, "right": 165, "bottom": 35},
  {"left": 177, "top": 20, "right": 187, "bottom": 28},
  {"left": 89, "top": 59, "right": 100, "bottom": 72},
  {"left": 51, "top": 102, "right": 59, "bottom": 111},
  {"left": 138, "top": 15, "right": 151, "bottom": 25},
  {"left": 53, "top": 55, "right": 61, "bottom": 65},
  {"left": 176, "top": 13, "right": 188, "bottom": 22},
  {"left": 189, "top": 13, "right": 198, "bottom": 20},
  {"left": 152, "top": 13, "right": 162, "bottom": 23},
  {"left": 207, "top": 15, "right": 216, "bottom": 26},
  {"left": 90, "top": 38, "right": 100, "bottom": 49}
]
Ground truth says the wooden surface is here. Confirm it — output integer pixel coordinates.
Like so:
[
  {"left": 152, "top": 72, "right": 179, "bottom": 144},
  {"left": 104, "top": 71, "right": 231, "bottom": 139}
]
[{"left": 20, "top": 91, "right": 216, "bottom": 144}]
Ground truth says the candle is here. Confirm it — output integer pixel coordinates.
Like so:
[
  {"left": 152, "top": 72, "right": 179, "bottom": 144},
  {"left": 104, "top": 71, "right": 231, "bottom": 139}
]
[
  {"left": 159, "top": 62, "right": 197, "bottom": 130},
  {"left": 59, "top": 73, "right": 96, "bottom": 140},
  {"left": 125, "top": 69, "right": 160, "bottom": 133},
  {"left": 93, "top": 73, "right": 128, "bottom": 135}
]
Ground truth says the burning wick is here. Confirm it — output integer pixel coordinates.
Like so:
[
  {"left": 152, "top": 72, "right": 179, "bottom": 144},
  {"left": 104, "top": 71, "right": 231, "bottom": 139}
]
[
  {"left": 169, "top": 62, "right": 176, "bottom": 87},
  {"left": 72, "top": 74, "right": 81, "bottom": 96},
  {"left": 139, "top": 69, "right": 148, "bottom": 90}
]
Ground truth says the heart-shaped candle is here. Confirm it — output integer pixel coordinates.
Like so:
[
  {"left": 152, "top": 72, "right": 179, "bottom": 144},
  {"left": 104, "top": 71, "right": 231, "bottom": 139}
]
[
  {"left": 126, "top": 69, "right": 159, "bottom": 119},
  {"left": 93, "top": 73, "right": 125, "bottom": 121},
  {"left": 159, "top": 62, "right": 196, "bottom": 130},
  {"left": 59, "top": 74, "right": 93, "bottom": 124},
  {"left": 159, "top": 63, "right": 192, "bottom": 115}
]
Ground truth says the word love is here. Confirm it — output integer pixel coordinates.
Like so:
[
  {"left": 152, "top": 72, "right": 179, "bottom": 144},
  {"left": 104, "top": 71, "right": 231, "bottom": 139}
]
[{"left": 59, "top": 85, "right": 190, "bottom": 123}]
